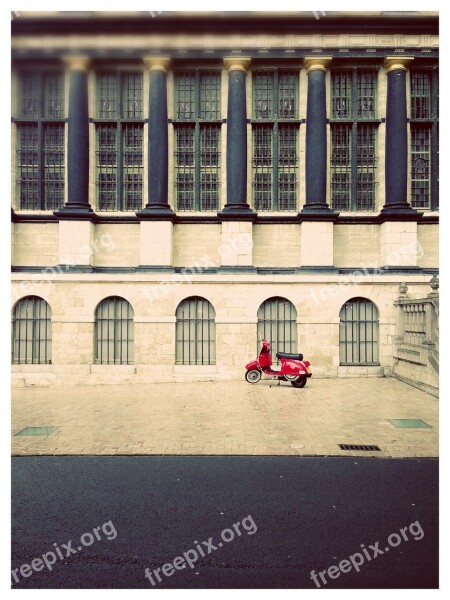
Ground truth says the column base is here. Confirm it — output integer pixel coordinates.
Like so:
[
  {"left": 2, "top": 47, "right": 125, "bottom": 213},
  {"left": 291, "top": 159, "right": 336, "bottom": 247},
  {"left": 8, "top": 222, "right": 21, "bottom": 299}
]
[
  {"left": 137, "top": 204, "right": 175, "bottom": 221},
  {"left": 54, "top": 203, "right": 95, "bottom": 221},
  {"left": 299, "top": 203, "right": 339, "bottom": 221},
  {"left": 379, "top": 203, "right": 423, "bottom": 222},
  {"left": 218, "top": 204, "right": 257, "bottom": 221}
]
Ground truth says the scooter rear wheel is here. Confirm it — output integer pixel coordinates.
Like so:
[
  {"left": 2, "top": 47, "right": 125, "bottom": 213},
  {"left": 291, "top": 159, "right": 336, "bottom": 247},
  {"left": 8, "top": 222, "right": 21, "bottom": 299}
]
[
  {"left": 291, "top": 376, "right": 307, "bottom": 388},
  {"left": 245, "top": 369, "right": 261, "bottom": 383}
]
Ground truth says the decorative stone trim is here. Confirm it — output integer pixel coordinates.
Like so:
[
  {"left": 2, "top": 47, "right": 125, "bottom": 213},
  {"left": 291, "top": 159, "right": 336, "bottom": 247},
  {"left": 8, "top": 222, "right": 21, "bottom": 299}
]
[
  {"left": 304, "top": 56, "right": 332, "bottom": 74},
  {"left": 223, "top": 57, "right": 251, "bottom": 72},
  {"left": 62, "top": 55, "right": 90, "bottom": 71},
  {"left": 383, "top": 56, "right": 414, "bottom": 72},
  {"left": 143, "top": 56, "right": 171, "bottom": 72}
]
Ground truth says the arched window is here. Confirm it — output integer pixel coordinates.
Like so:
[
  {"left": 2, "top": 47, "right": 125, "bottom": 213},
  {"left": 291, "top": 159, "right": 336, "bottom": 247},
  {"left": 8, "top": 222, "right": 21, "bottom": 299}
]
[
  {"left": 257, "top": 297, "right": 297, "bottom": 359},
  {"left": 12, "top": 296, "right": 52, "bottom": 364},
  {"left": 95, "top": 297, "right": 134, "bottom": 364},
  {"left": 176, "top": 297, "right": 215, "bottom": 365},
  {"left": 339, "top": 297, "right": 379, "bottom": 365}
]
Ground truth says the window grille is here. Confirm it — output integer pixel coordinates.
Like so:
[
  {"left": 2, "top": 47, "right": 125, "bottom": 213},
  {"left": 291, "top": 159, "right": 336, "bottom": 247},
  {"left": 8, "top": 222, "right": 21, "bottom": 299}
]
[
  {"left": 95, "top": 297, "right": 134, "bottom": 364},
  {"left": 339, "top": 298, "right": 379, "bottom": 365},
  {"left": 175, "top": 297, "right": 216, "bottom": 365},
  {"left": 95, "top": 70, "right": 144, "bottom": 211},
  {"left": 15, "top": 70, "right": 65, "bottom": 210},
  {"left": 410, "top": 69, "right": 438, "bottom": 210},
  {"left": 174, "top": 70, "right": 221, "bottom": 211},
  {"left": 12, "top": 296, "right": 52, "bottom": 364},
  {"left": 257, "top": 297, "right": 297, "bottom": 361},
  {"left": 330, "top": 69, "right": 378, "bottom": 211},
  {"left": 252, "top": 70, "right": 299, "bottom": 211}
]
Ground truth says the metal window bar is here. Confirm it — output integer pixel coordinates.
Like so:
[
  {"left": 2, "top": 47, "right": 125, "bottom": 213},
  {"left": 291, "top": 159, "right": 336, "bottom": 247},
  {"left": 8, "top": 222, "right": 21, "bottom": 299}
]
[
  {"left": 97, "top": 72, "right": 118, "bottom": 118},
  {"left": 122, "top": 124, "right": 144, "bottom": 210},
  {"left": 278, "top": 125, "right": 298, "bottom": 210},
  {"left": 43, "top": 124, "right": 65, "bottom": 210},
  {"left": 19, "top": 72, "right": 40, "bottom": 118},
  {"left": 17, "top": 124, "right": 39, "bottom": 210},
  {"left": 200, "top": 125, "right": 220, "bottom": 210},
  {"left": 44, "top": 72, "right": 64, "bottom": 118},
  {"left": 175, "top": 125, "right": 195, "bottom": 210},
  {"left": 96, "top": 125, "right": 118, "bottom": 210},
  {"left": 357, "top": 71, "right": 376, "bottom": 119},
  {"left": 12, "top": 296, "right": 52, "bottom": 364},
  {"left": 339, "top": 298, "right": 379, "bottom": 365},
  {"left": 253, "top": 125, "right": 273, "bottom": 211},
  {"left": 278, "top": 71, "right": 298, "bottom": 119},
  {"left": 122, "top": 72, "right": 143, "bottom": 118},
  {"left": 330, "top": 124, "right": 352, "bottom": 211},
  {"left": 95, "top": 297, "right": 134, "bottom": 364},
  {"left": 253, "top": 71, "right": 274, "bottom": 120},
  {"left": 411, "top": 72, "right": 431, "bottom": 119},
  {"left": 410, "top": 125, "right": 431, "bottom": 209},
  {"left": 200, "top": 72, "right": 221, "bottom": 120},
  {"left": 356, "top": 124, "right": 377, "bottom": 211},
  {"left": 331, "top": 71, "right": 352, "bottom": 120},
  {"left": 257, "top": 297, "right": 297, "bottom": 362},
  {"left": 175, "top": 297, "right": 216, "bottom": 365},
  {"left": 175, "top": 72, "right": 196, "bottom": 119}
]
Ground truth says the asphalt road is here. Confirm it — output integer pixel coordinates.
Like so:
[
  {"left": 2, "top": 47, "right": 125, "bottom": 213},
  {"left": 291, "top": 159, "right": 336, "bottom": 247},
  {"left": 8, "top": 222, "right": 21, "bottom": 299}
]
[{"left": 11, "top": 456, "right": 438, "bottom": 589}]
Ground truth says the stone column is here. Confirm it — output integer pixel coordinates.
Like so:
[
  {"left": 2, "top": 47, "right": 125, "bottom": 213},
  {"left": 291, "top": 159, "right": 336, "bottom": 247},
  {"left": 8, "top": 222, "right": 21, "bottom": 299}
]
[
  {"left": 219, "top": 57, "right": 255, "bottom": 270},
  {"left": 380, "top": 56, "right": 421, "bottom": 269},
  {"left": 299, "top": 57, "right": 337, "bottom": 269},
  {"left": 380, "top": 56, "right": 417, "bottom": 217},
  {"left": 220, "top": 57, "right": 255, "bottom": 218},
  {"left": 55, "top": 56, "right": 94, "bottom": 269},
  {"left": 138, "top": 57, "right": 174, "bottom": 269}
]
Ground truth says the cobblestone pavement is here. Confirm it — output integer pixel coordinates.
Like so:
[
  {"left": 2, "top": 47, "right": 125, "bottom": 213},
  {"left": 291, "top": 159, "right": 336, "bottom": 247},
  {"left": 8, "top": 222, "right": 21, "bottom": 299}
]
[{"left": 11, "top": 378, "right": 438, "bottom": 457}]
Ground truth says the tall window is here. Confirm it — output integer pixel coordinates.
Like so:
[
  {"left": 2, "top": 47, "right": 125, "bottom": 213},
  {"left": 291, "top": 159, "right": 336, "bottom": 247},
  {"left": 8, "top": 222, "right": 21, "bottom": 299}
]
[
  {"left": 252, "top": 70, "right": 299, "bottom": 211},
  {"left": 330, "top": 69, "right": 378, "bottom": 211},
  {"left": 95, "top": 70, "right": 144, "bottom": 211},
  {"left": 175, "top": 297, "right": 216, "bottom": 365},
  {"left": 12, "top": 296, "right": 52, "bottom": 364},
  {"left": 410, "top": 69, "right": 439, "bottom": 210},
  {"left": 257, "top": 297, "right": 297, "bottom": 359},
  {"left": 95, "top": 297, "right": 134, "bottom": 364},
  {"left": 339, "top": 298, "right": 379, "bottom": 365},
  {"left": 174, "top": 70, "right": 221, "bottom": 211},
  {"left": 14, "top": 70, "right": 65, "bottom": 210}
]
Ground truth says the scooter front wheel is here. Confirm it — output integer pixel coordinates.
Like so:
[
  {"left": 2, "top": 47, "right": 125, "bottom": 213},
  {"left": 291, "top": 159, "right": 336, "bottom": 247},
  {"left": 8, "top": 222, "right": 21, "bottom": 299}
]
[
  {"left": 245, "top": 369, "right": 262, "bottom": 384},
  {"left": 291, "top": 376, "right": 307, "bottom": 388}
]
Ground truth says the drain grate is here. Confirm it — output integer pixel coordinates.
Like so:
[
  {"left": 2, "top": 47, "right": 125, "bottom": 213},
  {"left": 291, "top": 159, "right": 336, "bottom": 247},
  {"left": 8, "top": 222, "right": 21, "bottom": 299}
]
[{"left": 339, "top": 444, "right": 381, "bottom": 451}]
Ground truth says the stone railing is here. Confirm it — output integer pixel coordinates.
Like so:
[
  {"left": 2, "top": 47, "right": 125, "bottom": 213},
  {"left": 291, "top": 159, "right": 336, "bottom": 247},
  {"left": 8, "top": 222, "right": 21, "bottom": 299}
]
[{"left": 393, "top": 276, "right": 439, "bottom": 397}]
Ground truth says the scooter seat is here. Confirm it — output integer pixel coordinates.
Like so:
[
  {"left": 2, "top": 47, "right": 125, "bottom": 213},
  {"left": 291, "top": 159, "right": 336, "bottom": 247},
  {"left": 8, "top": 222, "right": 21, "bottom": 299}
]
[{"left": 276, "top": 352, "right": 304, "bottom": 361}]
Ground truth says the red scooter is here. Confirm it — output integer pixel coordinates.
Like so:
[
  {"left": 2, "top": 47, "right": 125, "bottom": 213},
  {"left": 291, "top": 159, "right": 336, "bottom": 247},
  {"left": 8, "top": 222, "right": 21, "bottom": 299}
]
[{"left": 245, "top": 339, "right": 312, "bottom": 388}]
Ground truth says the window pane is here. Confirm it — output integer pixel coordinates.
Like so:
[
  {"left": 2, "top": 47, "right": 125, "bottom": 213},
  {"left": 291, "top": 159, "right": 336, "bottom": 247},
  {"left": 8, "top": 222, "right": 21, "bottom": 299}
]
[
  {"left": 122, "top": 72, "right": 143, "bottom": 118},
  {"left": 96, "top": 125, "right": 117, "bottom": 210},
  {"left": 339, "top": 298, "right": 378, "bottom": 365},
  {"left": 411, "top": 125, "right": 431, "bottom": 209},
  {"left": 122, "top": 124, "right": 143, "bottom": 211},
  {"left": 357, "top": 71, "right": 376, "bottom": 118},
  {"left": 411, "top": 72, "right": 431, "bottom": 119},
  {"left": 331, "top": 71, "right": 352, "bottom": 119},
  {"left": 253, "top": 71, "right": 274, "bottom": 120},
  {"left": 200, "top": 72, "right": 221, "bottom": 120},
  {"left": 200, "top": 126, "right": 220, "bottom": 211},
  {"left": 175, "top": 297, "right": 215, "bottom": 365},
  {"left": 19, "top": 72, "right": 40, "bottom": 118},
  {"left": 12, "top": 297, "right": 52, "bottom": 364},
  {"left": 17, "top": 124, "right": 39, "bottom": 210},
  {"left": 44, "top": 124, "right": 65, "bottom": 210},
  {"left": 278, "top": 126, "right": 298, "bottom": 211},
  {"left": 44, "top": 72, "right": 64, "bottom": 118},
  {"left": 175, "top": 72, "right": 196, "bottom": 119},
  {"left": 97, "top": 73, "right": 118, "bottom": 118},
  {"left": 257, "top": 297, "right": 297, "bottom": 361},
  {"left": 356, "top": 124, "right": 376, "bottom": 211},
  {"left": 330, "top": 125, "right": 351, "bottom": 211},
  {"left": 175, "top": 126, "right": 195, "bottom": 211},
  {"left": 95, "top": 297, "right": 134, "bottom": 364},
  {"left": 278, "top": 71, "right": 298, "bottom": 119}
]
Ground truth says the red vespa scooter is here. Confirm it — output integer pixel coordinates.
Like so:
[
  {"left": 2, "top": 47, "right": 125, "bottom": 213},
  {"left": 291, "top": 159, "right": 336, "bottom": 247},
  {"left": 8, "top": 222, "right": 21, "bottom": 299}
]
[{"left": 245, "top": 339, "right": 312, "bottom": 388}]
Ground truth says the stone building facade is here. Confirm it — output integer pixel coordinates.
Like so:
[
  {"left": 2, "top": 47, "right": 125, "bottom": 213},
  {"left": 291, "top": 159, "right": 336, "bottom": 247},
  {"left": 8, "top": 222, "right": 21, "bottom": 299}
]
[{"left": 11, "top": 12, "right": 439, "bottom": 386}]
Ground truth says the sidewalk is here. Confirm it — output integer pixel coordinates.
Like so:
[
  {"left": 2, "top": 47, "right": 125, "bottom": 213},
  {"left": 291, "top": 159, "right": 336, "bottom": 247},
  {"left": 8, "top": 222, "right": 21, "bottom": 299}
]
[{"left": 11, "top": 378, "right": 438, "bottom": 457}]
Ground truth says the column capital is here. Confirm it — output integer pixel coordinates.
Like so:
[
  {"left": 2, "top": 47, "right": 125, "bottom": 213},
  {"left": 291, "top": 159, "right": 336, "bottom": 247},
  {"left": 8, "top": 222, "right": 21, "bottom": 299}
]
[
  {"left": 384, "top": 56, "right": 414, "bottom": 73},
  {"left": 304, "top": 56, "right": 332, "bottom": 75},
  {"left": 143, "top": 56, "right": 171, "bottom": 73},
  {"left": 62, "top": 55, "right": 90, "bottom": 71},
  {"left": 223, "top": 57, "right": 251, "bottom": 73}
]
